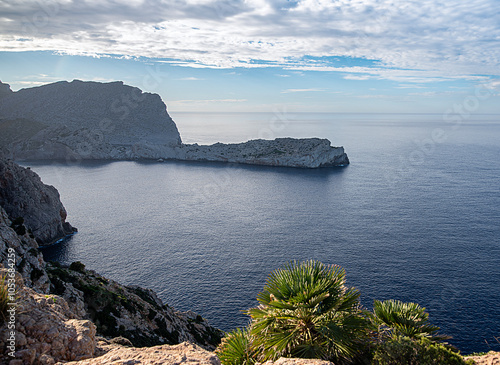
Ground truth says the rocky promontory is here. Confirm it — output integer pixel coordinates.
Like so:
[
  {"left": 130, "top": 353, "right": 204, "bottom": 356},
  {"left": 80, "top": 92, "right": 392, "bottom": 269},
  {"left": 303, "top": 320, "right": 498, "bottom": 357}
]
[
  {"left": 0, "top": 80, "right": 349, "bottom": 168},
  {"left": 180, "top": 138, "right": 348, "bottom": 168},
  {"left": 0, "top": 158, "right": 76, "bottom": 246}
]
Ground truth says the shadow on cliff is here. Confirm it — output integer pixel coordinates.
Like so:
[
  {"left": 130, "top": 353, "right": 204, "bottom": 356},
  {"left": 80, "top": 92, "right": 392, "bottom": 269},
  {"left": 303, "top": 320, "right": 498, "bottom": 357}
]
[{"left": 39, "top": 234, "right": 76, "bottom": 263}]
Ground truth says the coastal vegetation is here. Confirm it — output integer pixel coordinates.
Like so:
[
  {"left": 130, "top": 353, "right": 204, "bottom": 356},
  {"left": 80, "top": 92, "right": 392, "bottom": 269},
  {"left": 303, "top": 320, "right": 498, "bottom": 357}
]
[
  {"left": 216, "top": 260, "right": 473, "bottom": 365},
  {"left": 0, "top": 275, "right": 9, "bottom": 323}
]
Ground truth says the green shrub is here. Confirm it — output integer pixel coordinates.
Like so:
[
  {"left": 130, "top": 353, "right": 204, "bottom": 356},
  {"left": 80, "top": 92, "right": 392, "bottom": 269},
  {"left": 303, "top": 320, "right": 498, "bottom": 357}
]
[
  {"left": 0, "top": 276, "right": 9, "bottom": 323},
  {"left": 69, "top": 261, "right": 86, "bottom": 273},
  {"left": 247, "top": 260, "right": 369, "bottom": 364},
  {"left": 371, "top": 299, "right": 449, "bottom": 342},
  {"left": 216, "top": 327, "right": 257, "bottom": 365},
  {"left": 372, "top": 336, "right": 473, "bottom": 365}
]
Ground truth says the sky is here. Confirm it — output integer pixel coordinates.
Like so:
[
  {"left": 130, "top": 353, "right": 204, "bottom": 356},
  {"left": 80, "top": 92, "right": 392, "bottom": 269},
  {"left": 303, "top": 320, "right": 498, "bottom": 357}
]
[{"left": 0, "top": 0, "right": 499, "bottom": 113}]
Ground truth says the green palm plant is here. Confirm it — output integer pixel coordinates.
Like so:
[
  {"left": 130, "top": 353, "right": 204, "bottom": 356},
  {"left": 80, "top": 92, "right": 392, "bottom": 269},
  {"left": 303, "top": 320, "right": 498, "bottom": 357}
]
[
  {"left": 247, "top": 260, "right": 369, "bottom": 364},
  {"left": 215, "top": 327, "right": 257, "bottom": 365},
  {"left": 371, "top": 299, "right": 449, "bottom": 342}
]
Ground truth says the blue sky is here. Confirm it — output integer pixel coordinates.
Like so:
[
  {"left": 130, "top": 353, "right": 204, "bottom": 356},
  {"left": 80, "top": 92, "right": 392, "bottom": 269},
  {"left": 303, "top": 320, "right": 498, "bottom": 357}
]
[{"left": 0, "top": 0, "right": 499, "bottom": 113}]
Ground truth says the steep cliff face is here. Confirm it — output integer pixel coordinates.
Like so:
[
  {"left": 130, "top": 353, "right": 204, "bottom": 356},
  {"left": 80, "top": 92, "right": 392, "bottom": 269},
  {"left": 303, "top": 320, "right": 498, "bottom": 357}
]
[
  {"left": 0, "top": 206, "right": 50, "bottom": 292},
  {"left": 0, "top": 158, "right": 76, "bottom": 245},
  {"left": 0, "top": 80, "right": 182, "bottom": 160}
]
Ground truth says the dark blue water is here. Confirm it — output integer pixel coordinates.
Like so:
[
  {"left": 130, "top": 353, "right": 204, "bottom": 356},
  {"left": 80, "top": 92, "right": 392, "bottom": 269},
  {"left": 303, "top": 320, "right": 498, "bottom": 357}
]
[{"left": 29, "top": 113, "right": 500, "bottom": 354}]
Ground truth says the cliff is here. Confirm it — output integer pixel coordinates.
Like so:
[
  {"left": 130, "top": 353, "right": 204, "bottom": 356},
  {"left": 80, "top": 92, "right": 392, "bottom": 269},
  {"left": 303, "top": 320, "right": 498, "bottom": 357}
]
[
  {"left": 0, "top": 80, "right": 181, "bottom": 160},
  {"left": 0, "top": 158, "right": 76, "bottom": 246},
  {"left": 0, "top": 80, "right": 349, "bottom": 168}
]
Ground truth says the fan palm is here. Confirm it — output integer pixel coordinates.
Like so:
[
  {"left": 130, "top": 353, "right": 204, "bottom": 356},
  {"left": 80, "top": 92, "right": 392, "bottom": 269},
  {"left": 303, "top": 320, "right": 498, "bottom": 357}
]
[
  {"left": 216, "top": 327, "right": 257, "bottom": 365},
  {"left": 371, "top": 299, "right": 449, "bottom": 342},
  {"left": 247, "top": 260, "right": 368, "bottom": 364}
]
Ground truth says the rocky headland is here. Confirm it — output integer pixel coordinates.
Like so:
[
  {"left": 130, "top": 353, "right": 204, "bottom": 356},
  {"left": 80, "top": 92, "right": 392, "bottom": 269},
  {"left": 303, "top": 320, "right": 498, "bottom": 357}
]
[
  {"left": 0, "top": 80, "right": 349, "bottom": 168},
  {"left": 0, "top": 158, "right": 76, "bottom": 246}
]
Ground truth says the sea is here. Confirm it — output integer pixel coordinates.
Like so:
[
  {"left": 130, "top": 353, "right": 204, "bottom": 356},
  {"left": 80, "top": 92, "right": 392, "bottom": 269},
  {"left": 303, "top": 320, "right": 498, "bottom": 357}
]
[{"left": 24, "top": 112, "right": 500, "bottom": 354}]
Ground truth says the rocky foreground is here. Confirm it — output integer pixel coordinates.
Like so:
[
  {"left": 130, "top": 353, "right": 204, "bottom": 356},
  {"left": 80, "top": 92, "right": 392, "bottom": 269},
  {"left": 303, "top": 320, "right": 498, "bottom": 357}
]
[{"left": 0, "top": 80, "right": 349, "bottom": 168}]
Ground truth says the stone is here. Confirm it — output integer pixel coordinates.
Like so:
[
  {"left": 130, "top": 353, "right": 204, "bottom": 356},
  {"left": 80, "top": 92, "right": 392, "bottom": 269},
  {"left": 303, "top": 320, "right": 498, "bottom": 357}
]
[
  {"left": 0, "top": 208, "right": 50, "bottom": 292},
  {"left": 59, "top": 341, "right": 221, "bottom": 365},
  {"left": 0, "top": 285, "right": 96, "bottom": 364},
  {"left": 258, "top": 358, "right": 335, "bottom": 365},
  {"left": 0, "top": 158, "right": 76, "bottom": 245}
]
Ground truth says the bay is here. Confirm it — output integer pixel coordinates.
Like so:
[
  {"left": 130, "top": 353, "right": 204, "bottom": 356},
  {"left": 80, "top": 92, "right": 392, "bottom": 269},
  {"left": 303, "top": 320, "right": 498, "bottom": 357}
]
[{"left": 28, "top": 112, "right": 500, "bottom": 354}]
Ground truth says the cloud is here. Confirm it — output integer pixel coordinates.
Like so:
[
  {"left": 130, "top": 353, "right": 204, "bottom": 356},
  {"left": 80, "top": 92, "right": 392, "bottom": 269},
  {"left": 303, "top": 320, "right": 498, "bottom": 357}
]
[
  {"left": 178, "top": 77, "right": 204, "bottom": 80},
  {"left": 281, "top": 88, "right": 325, "bottom": 93},
  {"left": 171, "top": 99, "right": 247, "bottom": 103},
  {"left": 0, "top": 0, "right": 499, "bottom": 82}
]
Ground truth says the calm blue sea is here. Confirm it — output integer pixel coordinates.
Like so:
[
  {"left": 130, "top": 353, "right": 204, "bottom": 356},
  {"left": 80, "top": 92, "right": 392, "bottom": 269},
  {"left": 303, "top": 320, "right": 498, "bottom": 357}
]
[{"left": 27, "top": 113, "right": 500, "bottom": 354}]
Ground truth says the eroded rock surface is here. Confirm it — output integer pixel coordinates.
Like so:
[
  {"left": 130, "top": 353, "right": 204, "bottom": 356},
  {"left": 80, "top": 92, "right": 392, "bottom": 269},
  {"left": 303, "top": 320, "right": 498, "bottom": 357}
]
[
  {"left": 0, "top": 80, "right": 181, "bottom": 160},
  {"left": 46, "top": 262, "right": 223, "bottom": 350},
  {"left": 61, "top": 341, "right": 221, "bottom": 365},
  {"left": 0, "top": 206, "right": 50, "bottom": 292},
  {"left": 180, "top": 138, "right": 349, "bottom": 168},
  {"left": 0, "top": 158, "right": 75, "bottom": 245},
  {"left": 0, "top": 269, "right": 96, "bottom": 365}
]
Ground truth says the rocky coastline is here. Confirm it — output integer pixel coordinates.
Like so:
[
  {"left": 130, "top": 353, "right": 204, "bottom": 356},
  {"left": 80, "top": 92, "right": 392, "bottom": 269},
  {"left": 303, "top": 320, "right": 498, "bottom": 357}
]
[
  {"left": 0, "top": 80, "right": 349, "bottom": 168},
  {"left": 0, "top": 159, "right": 222, "bottom": 364}
]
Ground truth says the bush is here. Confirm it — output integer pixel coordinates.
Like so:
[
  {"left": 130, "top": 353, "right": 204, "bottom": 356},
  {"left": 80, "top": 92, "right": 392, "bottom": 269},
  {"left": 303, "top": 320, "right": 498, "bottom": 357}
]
[
  {"left": 372, "top": 336, "right": 473, "bottom": 365},
  {"left": 69, "top": 261, "right": 86, "bottom": 273},
  {"left": 371, "top": 299, "right": 449, "bottom": 342},
  {"left": 0, "top": 275, "right": 9, "bottom": 323},
  {"left": 216, "top": 327, "right": 257, "bottom": 365}
]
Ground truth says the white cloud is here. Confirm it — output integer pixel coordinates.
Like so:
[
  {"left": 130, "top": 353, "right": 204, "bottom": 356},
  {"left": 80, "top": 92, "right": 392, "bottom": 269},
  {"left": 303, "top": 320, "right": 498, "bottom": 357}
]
[
  {"left": 0, "top": 0, "right": 499, "bottom": 82},
  {"left": 178, "top": 77, "right": 204, "bottom": 80},
  {"left": 281, "top": 88, "right": 325, "bottom": 93},
  {"left": 171, "top": 99, "right": 247, "bottom": 103}
]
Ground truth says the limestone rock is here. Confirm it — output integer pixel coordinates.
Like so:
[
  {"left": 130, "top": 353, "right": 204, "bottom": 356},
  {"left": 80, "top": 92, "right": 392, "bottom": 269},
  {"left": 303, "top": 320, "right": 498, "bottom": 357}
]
[
  {"left": 0, "top": 158, "right": 76, "bottom": 245},
  {"left": 258, "top": 359, "right": 335, "bottom": 365},
  {"left": 47, "top": 263, "right": 223, "bottom": 350},
  {"left": 0, "top": 80, "right": 181, "bottom": 160},
  {"left": 0, "top": 81, "right": 13, "bottom": 98},
  {"left": 178, "top": 137, "right": 349, "bottom": 168},
  {"left": 0, "top": 206, "right": 50, "bottom": 292},
  {"left": 0, "top": 271, "right": 96, "bottom": 364},
  {"left": 60, "top": 341, "right": 220, "bottom": 365},
  {"left": 464, "top": 351, "right": 500, "bottom": 365}
]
